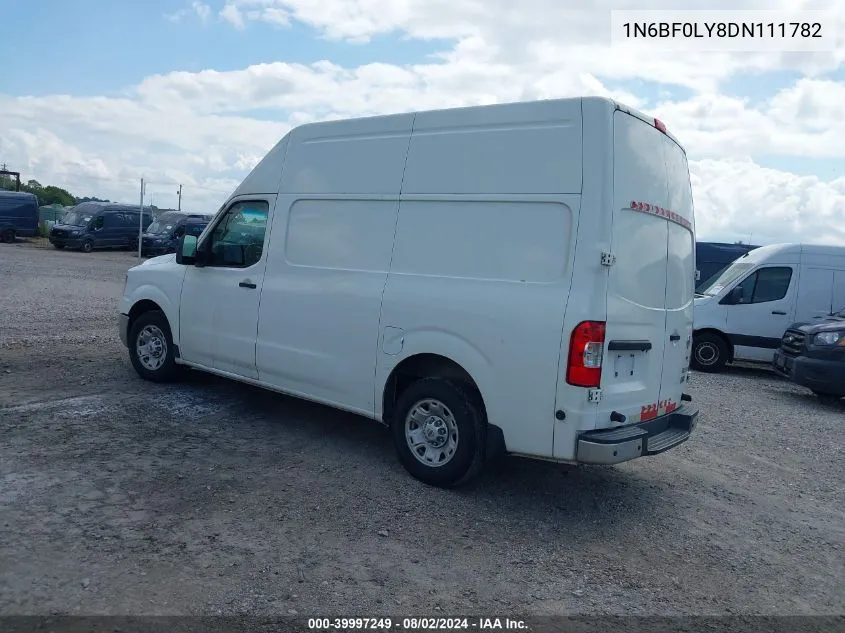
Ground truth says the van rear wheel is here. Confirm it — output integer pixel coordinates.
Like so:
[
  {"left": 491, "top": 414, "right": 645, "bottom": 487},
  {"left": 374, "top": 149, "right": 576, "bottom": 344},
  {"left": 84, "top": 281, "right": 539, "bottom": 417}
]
[
  {"left": 128, "top": 310, "right": 181, "bottom": 383},
  {"left": 691, "top": 332, "right": 728, "bottom": 372},
  {"left": 391, "top": 378, "right": 484, "bottom": 488},
  {"left": 1, "top": 228, "right": 15, "bottom": 243}
]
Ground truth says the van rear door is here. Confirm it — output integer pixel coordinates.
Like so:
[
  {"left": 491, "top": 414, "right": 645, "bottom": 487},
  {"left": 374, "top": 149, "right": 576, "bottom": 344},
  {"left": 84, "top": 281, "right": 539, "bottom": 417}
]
[{"left": 599, "top": 110, "right": 695, "bottom": 428}]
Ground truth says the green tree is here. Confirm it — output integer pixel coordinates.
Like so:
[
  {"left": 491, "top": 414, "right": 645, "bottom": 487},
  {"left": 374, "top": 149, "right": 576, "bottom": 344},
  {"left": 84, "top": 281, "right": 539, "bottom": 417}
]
[
  {"left": 1, "top": 173, "right": 91, "bottom": 207},
  {"left": 38, "top": 185, "right": 75, "bottom": 206}
]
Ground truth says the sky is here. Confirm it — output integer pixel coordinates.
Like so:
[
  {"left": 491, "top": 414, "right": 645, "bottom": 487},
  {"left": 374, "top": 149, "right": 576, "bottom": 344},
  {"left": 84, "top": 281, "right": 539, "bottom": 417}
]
[{"left": 1, "top": 0, "right": 845, "bottom": 245}]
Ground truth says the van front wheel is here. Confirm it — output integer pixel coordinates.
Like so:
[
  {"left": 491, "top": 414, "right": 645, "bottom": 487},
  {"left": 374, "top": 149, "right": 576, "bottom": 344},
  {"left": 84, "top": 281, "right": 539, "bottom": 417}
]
[
  {"left": 1, "top": 228, "right": 15, "bottom": 243},
  {"left": 391, "top": 378, "right": 484, "bottom": 488},
  {"left": 691, "top": 332, "right": 728, "bottom": 372},
  {"left": 128, "top": 310, "right": 181, "bottom": 383}
]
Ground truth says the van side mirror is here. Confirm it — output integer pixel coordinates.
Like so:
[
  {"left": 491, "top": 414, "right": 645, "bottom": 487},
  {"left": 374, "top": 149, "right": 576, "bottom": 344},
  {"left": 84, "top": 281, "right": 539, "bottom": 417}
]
[{"left": 176, "top": 235, "right": 198, "bottom": 265}]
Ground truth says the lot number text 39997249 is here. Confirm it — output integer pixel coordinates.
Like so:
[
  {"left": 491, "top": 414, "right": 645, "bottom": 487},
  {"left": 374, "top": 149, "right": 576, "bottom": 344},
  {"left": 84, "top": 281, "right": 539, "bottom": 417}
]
[{"left": 307, "top": 617, "right": 528, "bottom": 631}]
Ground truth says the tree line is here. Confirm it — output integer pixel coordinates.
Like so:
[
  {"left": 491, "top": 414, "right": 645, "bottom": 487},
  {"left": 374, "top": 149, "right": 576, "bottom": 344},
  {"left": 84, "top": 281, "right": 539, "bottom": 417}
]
[{"left": 0, "top": 174, "right": 111, "bottom": 207}]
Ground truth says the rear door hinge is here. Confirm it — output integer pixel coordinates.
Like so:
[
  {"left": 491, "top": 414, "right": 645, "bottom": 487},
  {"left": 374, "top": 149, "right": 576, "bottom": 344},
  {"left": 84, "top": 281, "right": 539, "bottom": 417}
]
[
  {"left": 601, "top": 251, "right": 616, "bottom": 266},
  {"left": 587, "top": 388, "right": 603, "bottom": 403}
]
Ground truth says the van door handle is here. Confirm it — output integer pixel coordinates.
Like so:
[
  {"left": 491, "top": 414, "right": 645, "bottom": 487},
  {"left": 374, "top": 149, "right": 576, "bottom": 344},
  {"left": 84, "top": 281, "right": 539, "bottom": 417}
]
[
  {"left": 669, "top": 334, "right": 681, "bottom": 341},
  {"left": 239, "top": 280, "right": 257, "bottom": 289},
  {"left": 772, "top": 310, "right": 786, "bottom": 315}
]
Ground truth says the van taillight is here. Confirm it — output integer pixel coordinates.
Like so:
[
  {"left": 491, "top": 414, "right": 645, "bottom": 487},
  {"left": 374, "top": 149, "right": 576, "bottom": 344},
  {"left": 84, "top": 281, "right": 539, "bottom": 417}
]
[{"left": 566, "top": 321, "right": 606, "bottom": 388}]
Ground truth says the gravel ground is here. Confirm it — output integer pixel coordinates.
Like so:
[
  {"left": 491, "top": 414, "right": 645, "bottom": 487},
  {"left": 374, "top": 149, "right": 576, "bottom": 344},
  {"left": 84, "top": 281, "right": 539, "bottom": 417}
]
[{"left": 1, "top": 239, "right": 843, "bottom": 617}]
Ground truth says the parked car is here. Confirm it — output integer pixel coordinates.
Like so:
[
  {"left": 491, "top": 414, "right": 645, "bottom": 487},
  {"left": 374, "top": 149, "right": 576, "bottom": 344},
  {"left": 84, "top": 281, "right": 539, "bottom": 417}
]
[
  {"left": 118, "top": 96, "right": 699, "bottom": 487},
  {"left": 773, "top": 307, "right": 845, "bottom": 402},
  {"left": 0, "top": 190, "right": 39, "bottom": 243},
  {"left": 692, "top": 243, "right": 845, "bottom": 372},
  {"left": 695, "top": 241, "right": 759, "bottom": 293},
  {"left": 141, "top": 212, "right": 213, "bottom": 257},
  {"left": 50, "top": 201, "right": 152, "bottom": 252}
]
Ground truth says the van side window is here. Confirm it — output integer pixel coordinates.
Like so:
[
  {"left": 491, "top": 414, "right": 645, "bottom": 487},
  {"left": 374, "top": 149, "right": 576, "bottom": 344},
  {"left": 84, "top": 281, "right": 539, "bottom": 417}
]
[
  {"left": 205, "top": 201, "right": 269, "bottom": 268},
  {"left": 736, "top": 266, "right": 793, "bottom": 304},
  {"left": 94, "top": 216, "right": 105, "bottom": 230}
]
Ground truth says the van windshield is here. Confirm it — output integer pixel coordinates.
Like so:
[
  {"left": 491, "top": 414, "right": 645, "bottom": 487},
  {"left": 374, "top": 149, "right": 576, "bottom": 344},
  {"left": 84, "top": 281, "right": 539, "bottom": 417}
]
[
  {"left": 62, "top": 211, "right": 93, "bottom": 226},
  {"left": 699, "top": 261, "right": 754, "bottom": 296},
  {"left": 146, "top": 220, "right": 176, "bottom": 235}
]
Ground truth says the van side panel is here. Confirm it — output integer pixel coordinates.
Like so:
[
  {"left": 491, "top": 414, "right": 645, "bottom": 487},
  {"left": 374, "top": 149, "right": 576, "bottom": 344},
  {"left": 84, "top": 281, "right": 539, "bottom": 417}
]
[
  {"left": 401, "top": 99, "right": 582, "bottom": 195},
  {"left": 796, "top": 267, "right": 836, "bottom": 320},
  {"left": 377, "top": 101, "right": 583, "bottom": 457},
  {"left": 256, "top": 116, "right": 413, "bottom": 416},
  {"left": 278, "top": 114, "right": 414, "bottom": 195}
]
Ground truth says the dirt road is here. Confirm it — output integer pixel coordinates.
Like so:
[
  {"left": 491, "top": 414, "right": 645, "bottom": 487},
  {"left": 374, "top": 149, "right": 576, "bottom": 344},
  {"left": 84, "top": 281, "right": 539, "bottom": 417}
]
[{"left": 1, "top": 241, "right": 843, "bottom": 616}]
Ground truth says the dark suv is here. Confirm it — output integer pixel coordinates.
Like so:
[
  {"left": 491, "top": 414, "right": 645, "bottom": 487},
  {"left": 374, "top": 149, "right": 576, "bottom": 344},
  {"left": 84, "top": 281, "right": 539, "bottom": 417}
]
[
  {"left": 140, "top": 211, "right": 213, "bottom": 257},
  {"left": 50, "top": 201, "right": 152, "bottom": 252},
  {"left": 773, "top": 307, "right": 845, "bottom": 401}
]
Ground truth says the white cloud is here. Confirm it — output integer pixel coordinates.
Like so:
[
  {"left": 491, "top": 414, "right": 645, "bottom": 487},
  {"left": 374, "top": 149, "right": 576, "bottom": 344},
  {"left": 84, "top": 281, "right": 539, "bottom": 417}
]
[
  {"left": 692, "top": 159, "right": 845, "bottom": 246},
  {"left": 5, "top": 0, "right": 845, "bottom": 235},
  {"left": 204, "top": 0, "right": 845, "bottom": 88},
  {"left": 219, "top": 3, "right": 246, "bottom": 29},
  {"left": 165, "top": 1, "right": 212, "bottom": 24}
]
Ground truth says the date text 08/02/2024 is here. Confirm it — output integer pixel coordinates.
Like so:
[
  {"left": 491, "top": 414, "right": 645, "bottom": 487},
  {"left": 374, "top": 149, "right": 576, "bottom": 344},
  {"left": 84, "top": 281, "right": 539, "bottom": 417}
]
[{"left": 307, "top": 617, "right": 528, "bottom": 631}]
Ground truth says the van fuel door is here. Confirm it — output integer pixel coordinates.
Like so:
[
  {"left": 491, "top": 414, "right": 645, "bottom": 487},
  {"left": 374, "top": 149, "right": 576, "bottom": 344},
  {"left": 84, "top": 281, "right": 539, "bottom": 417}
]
[{"left": 381, "top": 326, "right": 405, "bottom": 356}]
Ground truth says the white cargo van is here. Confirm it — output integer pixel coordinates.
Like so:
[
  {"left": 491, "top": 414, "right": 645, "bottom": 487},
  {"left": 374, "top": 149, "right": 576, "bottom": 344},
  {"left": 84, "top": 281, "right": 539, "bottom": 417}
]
[
  {"left": 692, "top": 243, "right": 845, "bottom": 372},
  {"left": 118, "top": 97, "right": 699, "bottom": 487}
]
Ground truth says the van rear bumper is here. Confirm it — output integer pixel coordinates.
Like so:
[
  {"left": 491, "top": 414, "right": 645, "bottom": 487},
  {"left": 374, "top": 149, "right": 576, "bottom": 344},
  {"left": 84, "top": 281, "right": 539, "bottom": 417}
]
[{"left": 576, "top": 406, "right": 698, "bottom": 465}]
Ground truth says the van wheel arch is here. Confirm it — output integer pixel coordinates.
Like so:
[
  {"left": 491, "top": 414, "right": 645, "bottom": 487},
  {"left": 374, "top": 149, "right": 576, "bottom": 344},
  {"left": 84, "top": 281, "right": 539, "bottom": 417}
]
[
  {"left": 691, "top": 329, "right": 732, "bottom": 372},
  {"left": 382, "top": 353, "right": 486, "bottom": 426},
  {"left": 128, "top": 300, "right": 172, "bottom": 346}
]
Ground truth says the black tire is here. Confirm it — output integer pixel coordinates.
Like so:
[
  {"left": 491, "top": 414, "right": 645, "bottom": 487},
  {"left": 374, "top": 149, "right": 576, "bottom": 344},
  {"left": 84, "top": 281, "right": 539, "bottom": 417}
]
[
  {"left": 128, "top": 310, "right": 181, "bottom": 383},
  {"left": 53, "top": 243, "right": 65, "bottom": 250},
  {"left": 81, "top": 238, "right": 94, "bottom": 253},
  {"left": 1, "top": 228, "right": 15, "bottom": 244},
  {"left": 391, "top": 378, "right": 485, "bottom": 488},
  {"left": 691, "top": 332, "right": 729, "bottom": 372}
]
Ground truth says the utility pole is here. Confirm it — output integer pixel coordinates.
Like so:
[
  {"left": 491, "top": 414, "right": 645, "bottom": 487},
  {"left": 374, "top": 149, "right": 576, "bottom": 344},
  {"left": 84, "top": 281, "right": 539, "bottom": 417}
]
[
  {"left": 138, "top": 178, "right": 145, "bottom": 261},
  {"left": 177, "top": 184, "right": 182, "bottom": 212}
]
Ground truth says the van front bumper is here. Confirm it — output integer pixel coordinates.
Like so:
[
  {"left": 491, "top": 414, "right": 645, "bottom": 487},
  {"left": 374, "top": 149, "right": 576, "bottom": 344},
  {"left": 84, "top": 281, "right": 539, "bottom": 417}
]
[
  {"left": 773, "top": 350, "right": 845, "bottom": 397},
  {"left": 576, "top": 406, "right": 698, "bottom": 465},
  {"left": 49, "top": 236, "right": 83, "bottom": 249}
]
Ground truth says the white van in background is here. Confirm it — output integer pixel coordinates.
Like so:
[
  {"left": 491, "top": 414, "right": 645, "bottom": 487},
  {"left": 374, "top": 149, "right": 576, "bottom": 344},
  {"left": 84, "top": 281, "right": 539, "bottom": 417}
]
[
  {"left": 692, "top": 243, "right": 845, "bottom": 372},
  {"left": 118, "top": 96, "right": 699, "bottom": 487}
]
